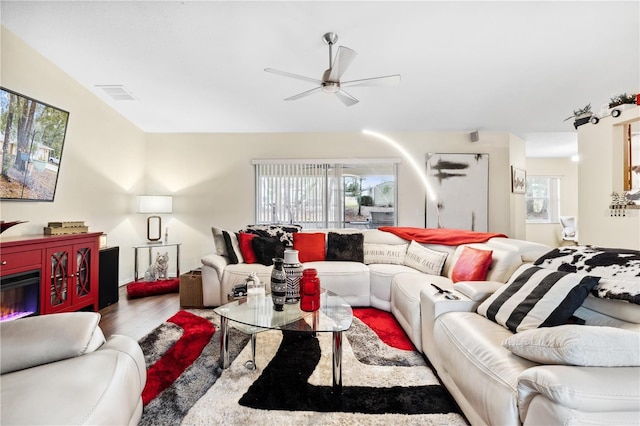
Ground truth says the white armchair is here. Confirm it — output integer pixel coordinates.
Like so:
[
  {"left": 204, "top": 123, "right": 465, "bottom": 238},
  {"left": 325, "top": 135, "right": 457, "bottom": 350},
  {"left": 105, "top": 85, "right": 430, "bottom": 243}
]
[
  {"left": 560, "top": 216, "right": 578, "bottom": 244},
  {"left": 0, "top": 312, "right": 146, "bottom": 425}
]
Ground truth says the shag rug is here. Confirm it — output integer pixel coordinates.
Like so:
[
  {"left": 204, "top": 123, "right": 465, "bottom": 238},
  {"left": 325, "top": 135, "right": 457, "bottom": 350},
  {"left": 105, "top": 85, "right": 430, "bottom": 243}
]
[
  {"left": 127, "top": 278, "right": 180, "bottom": 298},
  {"left": 138, "top": 308, "right": 467, "bottom": 425}
]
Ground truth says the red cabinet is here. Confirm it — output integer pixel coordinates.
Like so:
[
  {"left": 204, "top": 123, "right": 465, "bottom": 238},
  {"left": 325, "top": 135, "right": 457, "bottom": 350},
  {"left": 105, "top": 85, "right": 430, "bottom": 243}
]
[{"left": 1, "top": 232, "right": 101, "bottom": 315}]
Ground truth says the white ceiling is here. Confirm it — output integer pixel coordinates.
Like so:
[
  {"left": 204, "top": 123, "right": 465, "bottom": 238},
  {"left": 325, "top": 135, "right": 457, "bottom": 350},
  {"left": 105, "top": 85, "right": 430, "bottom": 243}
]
[{"left": 2, "top": 1, "right": 638, "bottom": 157}]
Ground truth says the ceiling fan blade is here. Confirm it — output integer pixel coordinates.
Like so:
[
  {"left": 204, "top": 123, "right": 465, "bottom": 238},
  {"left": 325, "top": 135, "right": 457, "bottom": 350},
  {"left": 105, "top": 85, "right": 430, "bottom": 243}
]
[
  {"left": 328, "top": 46, "right": 357, "bottom": 82},
  {"left": 284, "top": 86, "right": 322, "bottom": 101},
  {"left": 341, "top": 74, "right": 401, "bottom": 88},
  {"left": 334, "top": 89, "right": 359, "bottom": 107},
  {"left": 265, "top": 68, "right": 322, "bottom": 85}
]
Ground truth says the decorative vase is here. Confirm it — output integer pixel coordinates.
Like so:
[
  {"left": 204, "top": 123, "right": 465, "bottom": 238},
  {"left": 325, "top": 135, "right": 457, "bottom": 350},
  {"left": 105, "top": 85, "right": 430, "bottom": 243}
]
[
  {"left": 300, "top": 268, "right": 321, "bottom": 312},
  {"left": 270, "top": 258, "right": 287, "bottom": 311},
  {"left": 283, "top": 249, "right": 302, "bottom": 304}
]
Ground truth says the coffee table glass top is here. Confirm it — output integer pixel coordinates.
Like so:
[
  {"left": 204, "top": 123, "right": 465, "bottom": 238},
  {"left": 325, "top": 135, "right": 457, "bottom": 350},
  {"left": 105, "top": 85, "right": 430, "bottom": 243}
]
[{"left": 213, "top": 289, "right": 352, "bottom": 333}]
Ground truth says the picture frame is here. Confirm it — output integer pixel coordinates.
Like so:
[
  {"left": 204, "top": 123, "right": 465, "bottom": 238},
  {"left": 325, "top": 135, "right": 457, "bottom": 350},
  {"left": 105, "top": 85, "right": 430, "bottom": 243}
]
[
  {"left": 425, "top": 153, "right": 489, "bottom": 232},
  {"left": 511, "top": 166, "right": 526, "bottom": 194},
  {"left": 0, "top": 87, "right": 69, "bottom": 201}
]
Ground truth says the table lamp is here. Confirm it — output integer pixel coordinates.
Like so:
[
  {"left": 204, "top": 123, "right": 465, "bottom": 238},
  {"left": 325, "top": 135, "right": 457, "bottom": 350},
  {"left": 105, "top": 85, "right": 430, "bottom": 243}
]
[{"left": 136, "top": 195, "right": 173, "bottom": 243}]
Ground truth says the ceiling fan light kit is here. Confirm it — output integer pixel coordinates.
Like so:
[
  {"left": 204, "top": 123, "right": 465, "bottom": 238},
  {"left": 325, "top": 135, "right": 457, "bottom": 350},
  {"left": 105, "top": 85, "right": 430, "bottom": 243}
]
[{"left": 265, "top": 32, "right": 400, "bottom": 106}]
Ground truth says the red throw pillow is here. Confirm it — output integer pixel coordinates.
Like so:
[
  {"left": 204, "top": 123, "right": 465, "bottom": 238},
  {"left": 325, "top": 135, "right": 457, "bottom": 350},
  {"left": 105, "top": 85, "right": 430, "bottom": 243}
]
[
  {"left": 293, "top": 233, "right": 326, "bottom": 263},
  {"left": 237, "top": 232, "right": 258, "bottom": 264},
  {"left": 451, "top": 246, "right": 493, "bottom": 282}
]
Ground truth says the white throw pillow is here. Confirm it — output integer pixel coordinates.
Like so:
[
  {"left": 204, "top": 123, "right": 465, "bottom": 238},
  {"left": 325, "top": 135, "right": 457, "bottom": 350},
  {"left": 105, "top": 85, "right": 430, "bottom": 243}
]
[
  {"left": 363, "top": 243, "right": 408, "bottom": 265},
  {"left": 211, "top": 226, "right": 228, "bottom": 256},
  {"left": 404, "top": 240, "right": 448, "bottom": 275},
  {"left": 503, "top": 325, "right": 640, "bottom": 367}
]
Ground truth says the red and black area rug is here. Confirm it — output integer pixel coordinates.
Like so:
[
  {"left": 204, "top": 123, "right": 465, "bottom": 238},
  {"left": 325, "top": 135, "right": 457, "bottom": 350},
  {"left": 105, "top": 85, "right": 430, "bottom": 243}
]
[{"left": 138, "top": 308, "right": 466, "bottom": 425}]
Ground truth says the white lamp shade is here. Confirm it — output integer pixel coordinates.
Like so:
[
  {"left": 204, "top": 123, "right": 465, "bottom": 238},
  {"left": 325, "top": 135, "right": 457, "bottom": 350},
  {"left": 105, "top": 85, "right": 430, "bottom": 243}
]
[{"left": 136, "top": 195, "right": 173, "bottom": 214}]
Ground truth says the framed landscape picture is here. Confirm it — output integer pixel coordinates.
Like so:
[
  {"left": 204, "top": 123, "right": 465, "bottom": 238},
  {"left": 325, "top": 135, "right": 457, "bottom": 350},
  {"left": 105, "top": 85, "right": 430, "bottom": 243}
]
[
  {"left": 0, "top": 87, "right": 69, "bottom": 201},
  {"left": 511, "top": 166, "right": 526, "bottom": 194},
  {"left": 425, "top": 153, "right": 489, "bottom": 231}
]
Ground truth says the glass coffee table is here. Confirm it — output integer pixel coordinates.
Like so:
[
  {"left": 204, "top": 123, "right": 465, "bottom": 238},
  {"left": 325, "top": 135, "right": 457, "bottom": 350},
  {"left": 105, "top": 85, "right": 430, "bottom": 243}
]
[{"left": 213, "top": 289, "right": 353, "bottom": 393}]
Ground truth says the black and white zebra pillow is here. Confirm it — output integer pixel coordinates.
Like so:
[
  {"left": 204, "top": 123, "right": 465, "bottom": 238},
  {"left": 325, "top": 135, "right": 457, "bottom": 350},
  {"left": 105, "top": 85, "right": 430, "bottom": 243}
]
[{"left": 477, "top": 265, "right": 600, "bottom": 333}]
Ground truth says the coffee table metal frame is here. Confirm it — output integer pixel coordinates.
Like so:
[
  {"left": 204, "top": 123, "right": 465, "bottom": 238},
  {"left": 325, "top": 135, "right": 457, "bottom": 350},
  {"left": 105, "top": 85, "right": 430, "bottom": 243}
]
[{"left": 213, "top": 290, "right": 353, "bottom": 393}]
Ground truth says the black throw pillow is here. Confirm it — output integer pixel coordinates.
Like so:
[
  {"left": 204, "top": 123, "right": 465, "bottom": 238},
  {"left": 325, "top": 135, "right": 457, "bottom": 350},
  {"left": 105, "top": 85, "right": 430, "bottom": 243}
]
[
  {"left": 326, "top": 232, "right": 364, "bottom": 262},
  {"left": 222, "top": 231, "right": 239, "bottom": 264},
  {"left": 252, "top": 236, "right": 286, "bottom": 266}
]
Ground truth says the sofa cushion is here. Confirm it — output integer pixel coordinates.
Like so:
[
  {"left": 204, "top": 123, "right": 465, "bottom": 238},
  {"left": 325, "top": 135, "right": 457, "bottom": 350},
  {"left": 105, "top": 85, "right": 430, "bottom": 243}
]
[
  {"left": 391, "top": 272, "right": 453, "bottom": 353},
  {"left": 363, "top": 242, "right": 408, "bottom": 265},
  {"left": 369, "top": 264, "right": 419, "bottom": 311},
  {"left": 240, "top": 224, "right": 302, "bottom": 246},
  {"left": 326, "top": 232, "right": 364, "bottom": 262},
  {"left": 502, "top": 324, "right": 640, "bottom": 366},
  {"left": 477, "top": 265, "right": 600, "bottom": 333},
  {"left": 222, "top": 231, "right": 244, "bottom": 264},
  {"left": 238, "top": 232, "right": 258, "bottom": 264},
  {"left": 251, "top": 236, "right": 285, "bottom": 266},
  {"left": 211, "top": 226, "right": 228, "bottom": 256},
  {"left": 451, "top": 246, "right": 493, "bottom": 282},
  {"left": 487, "top": 237, "right": 551, "bottom": 262},
  {"left": 293, "top": 232, "right": 326, "bottom": 262},
  {"left": 304, "top": 261, "right": 370, "bottom": 306},
  {"left": 403, "top": 240, "right": 447, "bottom": 275}
]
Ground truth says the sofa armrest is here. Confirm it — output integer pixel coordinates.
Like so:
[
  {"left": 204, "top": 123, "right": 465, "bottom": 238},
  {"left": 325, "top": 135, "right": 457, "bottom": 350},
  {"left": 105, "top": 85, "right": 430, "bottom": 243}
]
[
  {"left": 453, "top": 280, "right": 503, "bottom": 302},
  {"left": 201, "top": 253, "right": 229, "bottom": 282},
  {"left": 420, "top": 287, "right": 479, "bottom": 366},
  {"left": 100, "top": 335, "right": 147, "bottom": 391},
  {"left": 0, "top": 312, "right": 106, "bottom": 374},
  {"left": 517, "top": 365, "right": 640, "bottom": 420}
]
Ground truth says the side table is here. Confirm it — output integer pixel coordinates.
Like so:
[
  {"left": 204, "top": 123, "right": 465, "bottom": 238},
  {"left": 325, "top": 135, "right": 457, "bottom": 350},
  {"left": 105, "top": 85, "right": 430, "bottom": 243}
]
[{"left": 133, "top": 242, "right": 181, "bottom": 281}]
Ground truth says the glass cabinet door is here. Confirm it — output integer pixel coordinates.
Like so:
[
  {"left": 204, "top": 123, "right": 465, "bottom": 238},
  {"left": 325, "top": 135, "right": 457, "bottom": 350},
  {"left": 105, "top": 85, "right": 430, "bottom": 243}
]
[
  {"left": 48, "top": 249, "right": 70, "bottom": 310},
  {"left": 75, "top": 246, "right": 91, "bottom": 298}
]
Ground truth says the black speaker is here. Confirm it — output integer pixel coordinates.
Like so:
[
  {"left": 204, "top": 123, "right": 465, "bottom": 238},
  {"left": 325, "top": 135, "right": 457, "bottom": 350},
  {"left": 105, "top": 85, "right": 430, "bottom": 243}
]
[
  {"left": 99, "top": 246, "right": 120, "bottom": 309},
  {"left": 470, "top": 131, "right": 479, "bottom": 142}
]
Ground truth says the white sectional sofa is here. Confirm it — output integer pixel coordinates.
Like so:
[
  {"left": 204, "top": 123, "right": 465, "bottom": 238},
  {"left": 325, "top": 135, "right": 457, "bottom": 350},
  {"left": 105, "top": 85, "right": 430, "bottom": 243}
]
[
  {"left": 200, "top": 227, "right": 640, "bottom": 425},
  {"left": 0, "top": 312, "right": 146, "bottom": 426},
  {"left": 200, "top": 228, "right": 540, "bottom": 309}
]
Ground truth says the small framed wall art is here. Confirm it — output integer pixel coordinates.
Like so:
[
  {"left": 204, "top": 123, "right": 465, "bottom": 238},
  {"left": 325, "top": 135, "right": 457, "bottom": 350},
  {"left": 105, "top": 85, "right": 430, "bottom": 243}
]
[{"left": 511, "top": 166, "right": 526, "bottom": 194}]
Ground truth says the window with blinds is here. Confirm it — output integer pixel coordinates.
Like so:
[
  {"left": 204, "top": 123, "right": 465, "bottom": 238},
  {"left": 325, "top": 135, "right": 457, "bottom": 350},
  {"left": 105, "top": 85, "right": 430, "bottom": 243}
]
[{"left": 253, "top": 159, "right": 399, "bottom": 229}]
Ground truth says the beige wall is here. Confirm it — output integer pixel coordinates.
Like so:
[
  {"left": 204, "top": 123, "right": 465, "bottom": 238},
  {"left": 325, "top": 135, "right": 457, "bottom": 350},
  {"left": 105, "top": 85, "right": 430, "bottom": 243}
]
[
  {"left": 525, "top": 157, "right": 578, "bottom": 247},
  {"left": 144, "top": 131, "right": 525, "bottom": 273},
  {"left": 577, "top": 108, "right": 640, "bottom": 249},
  {"left": 0, "top": 27, "right": 147, "bottom": 284}
]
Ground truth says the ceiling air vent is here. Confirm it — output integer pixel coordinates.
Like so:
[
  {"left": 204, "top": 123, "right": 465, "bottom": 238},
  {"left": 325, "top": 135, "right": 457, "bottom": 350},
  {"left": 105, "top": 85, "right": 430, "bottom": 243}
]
[{"left": 95, "top": 85, "right": 137, "bottom": 101}]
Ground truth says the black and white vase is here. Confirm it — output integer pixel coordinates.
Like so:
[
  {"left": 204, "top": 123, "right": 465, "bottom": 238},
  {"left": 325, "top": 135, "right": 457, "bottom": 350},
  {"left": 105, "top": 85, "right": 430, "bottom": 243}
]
[
  {"left": 283, "top": 249, "right": 302, "bottom": 304},
  {"left": 270, "top": 258, "right": 287, "bottom": 311}
]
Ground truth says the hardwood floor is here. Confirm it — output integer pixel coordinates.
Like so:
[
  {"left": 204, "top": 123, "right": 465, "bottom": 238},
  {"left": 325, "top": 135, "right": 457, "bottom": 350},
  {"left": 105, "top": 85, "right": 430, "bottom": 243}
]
[{"left": 98, "top": 286, "right": 181, "bottom": 341}]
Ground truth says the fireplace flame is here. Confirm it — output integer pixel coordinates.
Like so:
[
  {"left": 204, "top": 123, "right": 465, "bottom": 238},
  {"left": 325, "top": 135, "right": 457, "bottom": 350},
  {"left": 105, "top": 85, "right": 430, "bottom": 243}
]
[{"left": 0, "top": 287, "right": 35, "bottom": 322}]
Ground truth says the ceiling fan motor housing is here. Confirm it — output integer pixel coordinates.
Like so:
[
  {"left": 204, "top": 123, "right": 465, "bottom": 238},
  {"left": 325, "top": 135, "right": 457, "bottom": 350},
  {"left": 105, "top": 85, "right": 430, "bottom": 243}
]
[{"left": 321, "top": 69, "right": 340, "bottom": 93}]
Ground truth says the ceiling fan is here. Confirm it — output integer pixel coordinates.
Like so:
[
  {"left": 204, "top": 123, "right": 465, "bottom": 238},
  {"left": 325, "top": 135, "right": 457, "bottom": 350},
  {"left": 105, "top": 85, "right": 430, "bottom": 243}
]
[{"left": 265, "top": 32, "right": 401, "bottom": 107}]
